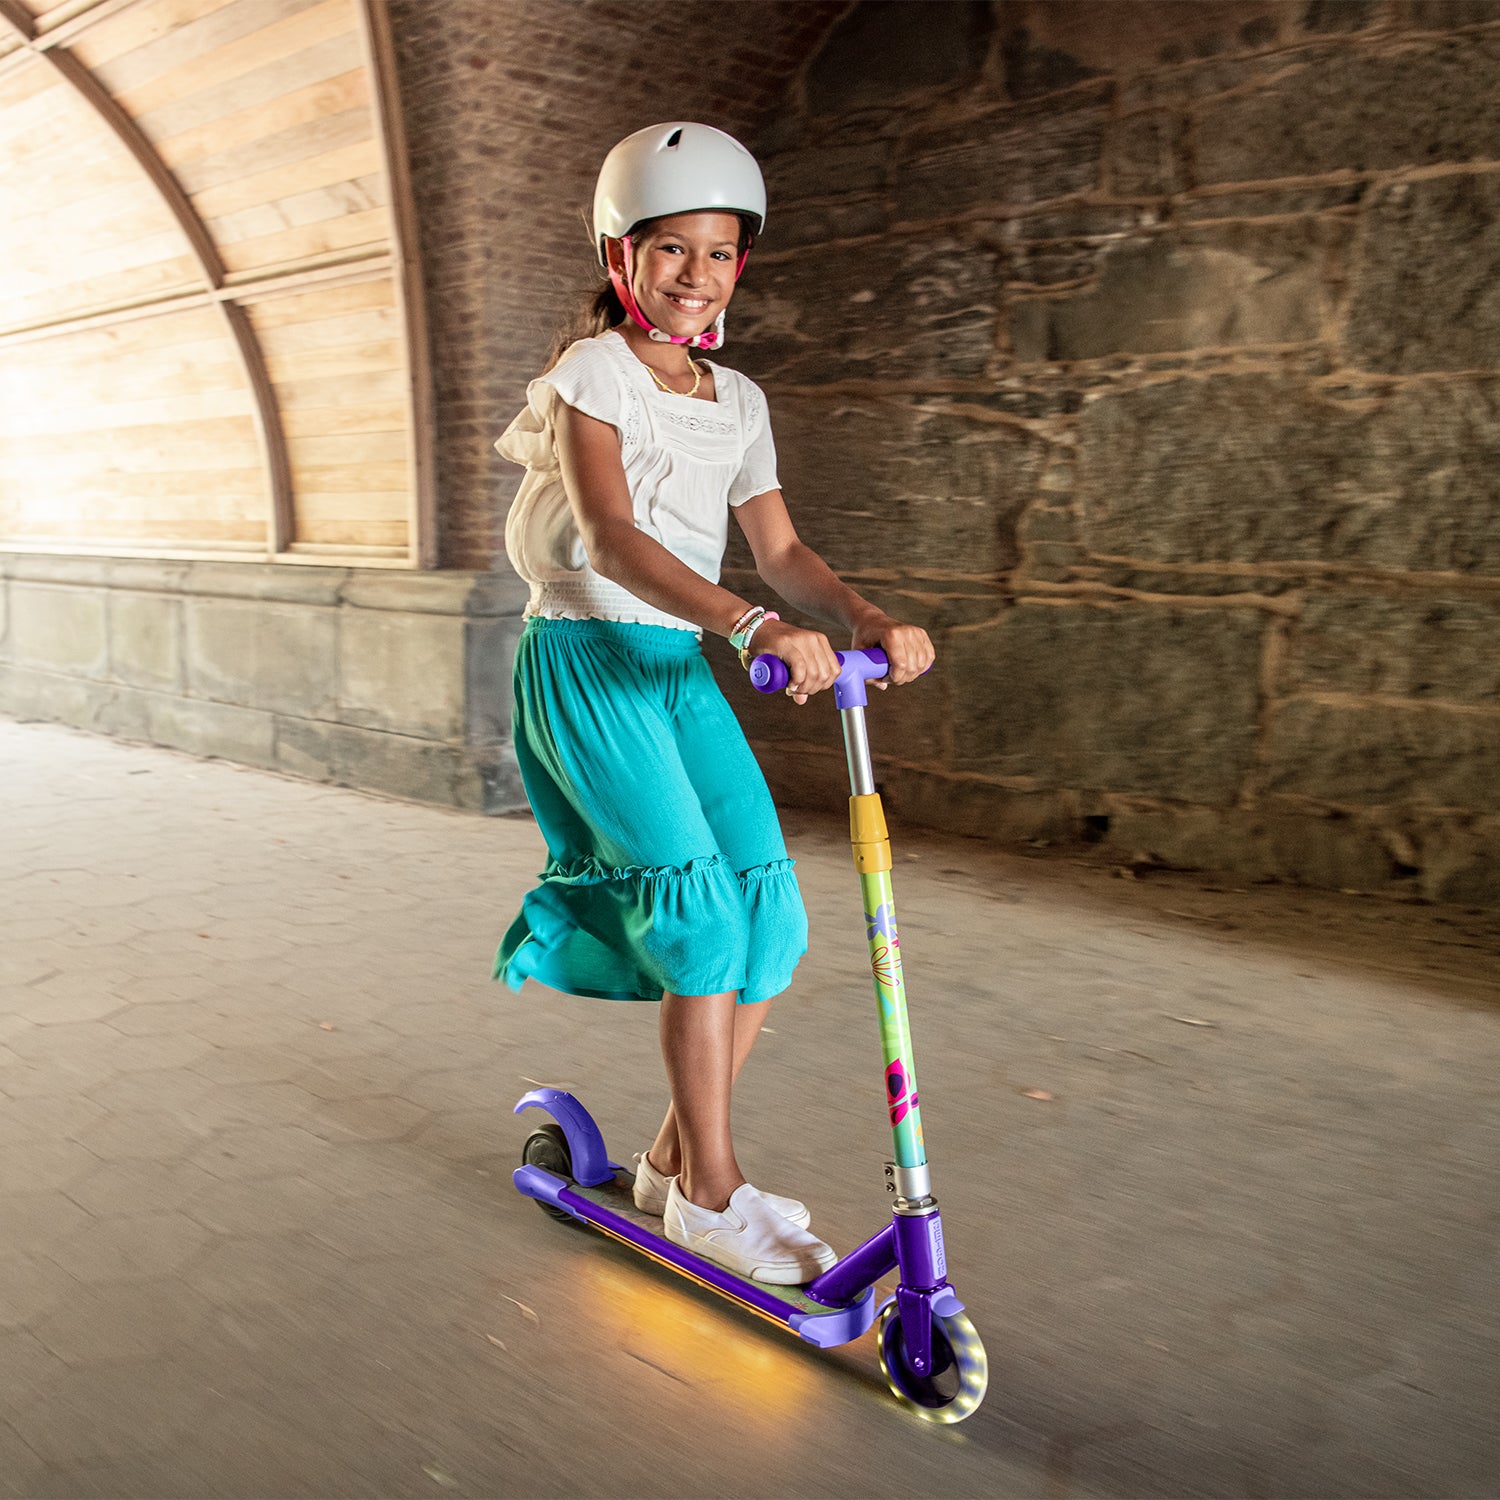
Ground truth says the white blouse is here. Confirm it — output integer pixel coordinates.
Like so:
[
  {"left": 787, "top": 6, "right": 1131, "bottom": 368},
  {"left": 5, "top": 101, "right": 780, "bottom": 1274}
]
[{"left": 494, "top": 329, "right": 780, "bottom": 633}]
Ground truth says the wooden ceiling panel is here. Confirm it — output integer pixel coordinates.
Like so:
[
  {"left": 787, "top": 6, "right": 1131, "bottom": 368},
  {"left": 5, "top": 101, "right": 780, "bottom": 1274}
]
[{"left": 0, "top": 0, "right": 429, "bottom": 564}]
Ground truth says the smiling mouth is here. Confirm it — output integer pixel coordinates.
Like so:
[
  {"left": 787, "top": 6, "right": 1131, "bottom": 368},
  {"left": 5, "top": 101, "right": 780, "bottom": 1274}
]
[{"left": 663, "top": 294, "right": 711, "bottom": 312}]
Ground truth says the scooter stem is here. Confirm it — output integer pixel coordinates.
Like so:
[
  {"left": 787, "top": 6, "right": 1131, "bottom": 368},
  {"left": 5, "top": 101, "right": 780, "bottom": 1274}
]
[{"left": 840, "top": 685, "right": 932, "bottom": 1207}]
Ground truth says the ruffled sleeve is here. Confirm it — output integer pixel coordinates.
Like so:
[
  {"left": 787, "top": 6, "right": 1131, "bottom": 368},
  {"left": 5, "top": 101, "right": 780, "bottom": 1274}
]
[
  {"left": 495, "top": 339, "right": 629, "bottom": 472},
  {"left": 728, "top": 374, "right": 779, "bottom": 507}
]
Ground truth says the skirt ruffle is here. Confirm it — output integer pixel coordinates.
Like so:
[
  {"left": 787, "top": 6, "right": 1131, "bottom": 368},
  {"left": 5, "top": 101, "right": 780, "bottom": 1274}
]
[{"left": 496, "top": 852, "right": 805, "bottom": 1005}]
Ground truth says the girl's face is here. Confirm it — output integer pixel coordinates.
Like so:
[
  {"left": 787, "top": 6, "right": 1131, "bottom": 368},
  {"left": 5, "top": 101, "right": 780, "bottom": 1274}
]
[{"left": 617, "top": 211, "right": 743, "bottom": 339}]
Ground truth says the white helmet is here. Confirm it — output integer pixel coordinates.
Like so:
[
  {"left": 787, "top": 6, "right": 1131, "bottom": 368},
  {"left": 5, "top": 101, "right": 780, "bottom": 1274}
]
[{"left": 592, "top": 121, "right": 766, "bottom": 268}]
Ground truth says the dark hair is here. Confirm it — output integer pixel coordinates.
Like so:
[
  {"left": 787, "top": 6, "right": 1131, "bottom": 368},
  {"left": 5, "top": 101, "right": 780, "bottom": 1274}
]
[{"left": 543, "top": 212, "right": 756, "bottom": 372}]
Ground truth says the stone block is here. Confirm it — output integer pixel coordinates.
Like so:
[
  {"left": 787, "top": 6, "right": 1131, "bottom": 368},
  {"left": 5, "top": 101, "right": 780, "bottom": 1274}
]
[
  {"left": 338, "top": 571, "right": 485, "bottom": 617},
  {"left": 807, "top": 0, "right": 994, "bottom": 114},
  {"left": 274, "top": 717, "right": 473, "bottom": 806},
  {"left": 109, "top": 592, "right": 181, "bottom": 691},
  {"left": 1108, "top": 111, "right": 1188, "bottom": 196},
  {"left": 185, "top": 562, "right": 346, "bottom": 608},
  {"left": 1289, "top": 594, "right": 1500, "bottom": 705},
  {"left": 767, "top": 395, "right": 1048, "bottom": 576},
  {"left": 948, "top": 601, "right": 1265, "bottom": 802},
  {"left": 1075, "top": 375, "right": 1500, "bottom": 574},
  {"left": 1417, "top": 816, "right": 1500, "bottom": 906},
  {"left": 894, "top": 98, "right": 1106, "bottom": 223},
  {"left": 1177, "top": 184, "right": 1364, "bottom": 220},
  {"left": 766, "top": 198, "right": 889, "bottom": 251},
  {"left": 1266, "top": 699, "right": 1500, "bottom": 811},
  {"left": 147, "top": 695, "right": 277, "bottom": 771},
  {"left": 1346, "top": 174, "right": 1500, "bottom": 375},
  {"left": 1103, "top": 802, "right": 1404, "bottom": 889},
  {"left": 733, "top": 236, "right": 998, "bottom": 383},
  {"left": 464, "top": 615, "right": 522, "bottom": 747},
  {"left": 1302, "top": 0, "right": 1383, "bottom": 32},
  {"left": 1010, "top": 220, "right": 1341, "bottom": 361},
  {"left": 9, "top": 585, "right": 107, "bottom": 676},
  {"left": 1196, "top": 35, "right": 1500, "bottom": 184},
  {"left": 1001, "top": 0, "right": 1293, "bottom": 77},
  {"left": 337, "top": 606, "right": 466, "bottom": 740},
  {"left": 0, "top": 665, "right": 152, "bottom": 740},
  {"left": 1401, "top": 0, "right": 1500, "bottom": 28},
  {"left": 185, "top": 599, "right": 338, "bottom": 717},
  {"left": 762, "top": 141, "right": 892, "bottom": 203}
]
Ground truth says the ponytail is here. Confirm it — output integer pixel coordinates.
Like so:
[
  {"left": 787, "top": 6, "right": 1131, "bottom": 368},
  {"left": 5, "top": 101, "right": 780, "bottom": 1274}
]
[{"left": 543, "top": 278, "right": 626, "bottom": 373}]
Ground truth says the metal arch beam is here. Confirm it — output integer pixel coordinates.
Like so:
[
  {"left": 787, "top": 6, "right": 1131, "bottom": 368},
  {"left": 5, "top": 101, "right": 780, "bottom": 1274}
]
[{"left": 0, "top": 0, "right": 295, "bottom": 554}]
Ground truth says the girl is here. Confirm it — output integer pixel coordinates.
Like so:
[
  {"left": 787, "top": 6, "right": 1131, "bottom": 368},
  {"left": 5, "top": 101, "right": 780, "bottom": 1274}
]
[{"left": 494, "top": 122, "right": 934, "bottom": 1285}]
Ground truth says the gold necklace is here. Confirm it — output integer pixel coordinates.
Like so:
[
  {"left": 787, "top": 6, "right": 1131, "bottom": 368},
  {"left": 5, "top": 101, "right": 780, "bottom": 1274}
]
[{"left": 644, "top": 358, "right": 702, "bottom": 398}]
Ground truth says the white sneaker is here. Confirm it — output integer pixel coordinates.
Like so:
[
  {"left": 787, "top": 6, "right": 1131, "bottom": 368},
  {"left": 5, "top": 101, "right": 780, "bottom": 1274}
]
[
  {"left": 663, "top": 1180, "right": 836, "bottom": 1286},
  {"left": 632, "top": 1152, "right": 811, "bottom": 1227}
]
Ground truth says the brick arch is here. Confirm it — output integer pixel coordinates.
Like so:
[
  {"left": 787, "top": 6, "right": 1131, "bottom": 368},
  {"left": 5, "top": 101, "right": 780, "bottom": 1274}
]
[{"left": 383, "top": 0, "right": 847, "bottom": 570}]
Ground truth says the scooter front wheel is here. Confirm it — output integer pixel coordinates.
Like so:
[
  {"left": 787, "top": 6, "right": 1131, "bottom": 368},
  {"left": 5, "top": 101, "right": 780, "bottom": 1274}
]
[
  {"left": 876, "top": 1301, "right": 987, "bottom": 1424},
  {"left": 520, "top": 1123, "right": 583, "bottom": 1226}
]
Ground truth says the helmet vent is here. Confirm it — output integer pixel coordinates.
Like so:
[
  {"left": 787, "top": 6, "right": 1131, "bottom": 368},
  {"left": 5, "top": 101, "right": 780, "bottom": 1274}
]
[{"left": 665, "top": 128, "right": 683, "bottom": 149}]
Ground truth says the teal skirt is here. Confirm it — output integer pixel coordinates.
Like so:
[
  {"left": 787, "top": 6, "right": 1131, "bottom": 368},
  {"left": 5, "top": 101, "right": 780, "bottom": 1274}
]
[{"left": 495, "top": 616, "right": 808, "bottom": 1004}]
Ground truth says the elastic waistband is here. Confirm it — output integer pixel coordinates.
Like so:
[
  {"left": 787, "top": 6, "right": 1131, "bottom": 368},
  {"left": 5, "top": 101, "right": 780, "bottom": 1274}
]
[{"left": 523, "top": 614, "right": 704, "bottom": 658}]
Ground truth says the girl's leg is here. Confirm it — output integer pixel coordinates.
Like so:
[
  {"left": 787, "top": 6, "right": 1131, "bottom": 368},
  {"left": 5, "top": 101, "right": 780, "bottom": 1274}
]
[
  {"left": 648, "top": 997, "right": 770, "bottom": 1191},
  {"left": 654, "top": 992, "right": 772, "bottom": 1211}
]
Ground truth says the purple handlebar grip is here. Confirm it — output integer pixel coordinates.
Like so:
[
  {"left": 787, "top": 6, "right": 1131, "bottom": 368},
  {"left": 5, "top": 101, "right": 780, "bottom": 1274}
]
[
  {"left": 751, "top": 647, "right": 900, "bottom": 709},
  {"left": 749, "top": 654, "right": 789, "bottom": 694}
]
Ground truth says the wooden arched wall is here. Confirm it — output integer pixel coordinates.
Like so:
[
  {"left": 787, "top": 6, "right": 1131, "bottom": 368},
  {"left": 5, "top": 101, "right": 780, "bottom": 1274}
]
[{"left": 0, "top": 0, "right": 433, "bottom": 566}]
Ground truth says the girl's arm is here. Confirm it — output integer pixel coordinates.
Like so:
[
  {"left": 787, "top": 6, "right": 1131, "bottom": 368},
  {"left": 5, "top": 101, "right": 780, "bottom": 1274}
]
[
  {"left": 734, "top": 487, "right": 935, "bottom": 687},
  {"left": 556, "top": 403, "right": 842, "bottom": 698}
]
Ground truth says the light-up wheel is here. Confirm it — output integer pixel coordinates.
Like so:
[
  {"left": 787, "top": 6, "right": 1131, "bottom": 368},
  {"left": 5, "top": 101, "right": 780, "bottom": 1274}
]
[{"left": 876, "top": 1300, "right": 987, "bottom": 1423}]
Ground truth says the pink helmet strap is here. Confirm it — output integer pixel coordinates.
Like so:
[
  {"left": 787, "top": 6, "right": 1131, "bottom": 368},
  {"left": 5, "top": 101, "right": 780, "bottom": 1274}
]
[{"left": 608, "top": 234, "right": 752, "bottom": 351}]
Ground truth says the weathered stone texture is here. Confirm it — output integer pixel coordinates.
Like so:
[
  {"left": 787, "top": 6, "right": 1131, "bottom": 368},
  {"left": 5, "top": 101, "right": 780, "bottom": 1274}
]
[
  {"left": 1108, "top": 111, "right": 1188, "bottom": 197},
  {"left": 762, "top": 141, "right": 892, "bottom": 204},
  {"left": 1346, "top": 174, "right": 1500, "bottom": 375},
  {"left": 10, "top": 586, "right": 108, "bottom": 676},
  {"left": 1401, "top": 0, "right": 1500, "bottom": 29},
  {"left": 108, "top": 593, "right": 180, "bottom": 692},
  {"left": 1267, "top": 700, "right": 1500, "bottom": 810},
  {"left": 1196, "top": 36, "right": 1500, "bottom": 183},
  {"left": 1011, "top": 221, "right": 1342, "bottom": 361},
  {"left": 1076, "top": 377, "right": 1500, "bottom": 573},
  {"left": 1177, "top": 184, "right": 1364, "bottom": 220},
  {"left": 184, "top": 601, "right": 338, "bottom": 719},
  {"left": 893, "top": 98, "right": 1107, "bottom": 223},
  {"left": 337, "top": 610, "right": 466, "bottom": 741},
  {"left": 999, "top": 1, "right": 1295, "bottom": 79},
  {"left": 806, "top": 0, "right": 994, "bottom": 114},
  {"left": 763, "top": 397, "right": 1048, "bottom": 576},
  {"left": 766, "top": 198, "right": 889, "bottom": 251},
  {"left": 733, "top": 238, "right": 999, "bottom": 383},
  {"left": 1289, "top": 595, "right": 1500, "bottom": 704},
  {"left": 948, "top": 602, "right": 1266, "bottom": 802}
]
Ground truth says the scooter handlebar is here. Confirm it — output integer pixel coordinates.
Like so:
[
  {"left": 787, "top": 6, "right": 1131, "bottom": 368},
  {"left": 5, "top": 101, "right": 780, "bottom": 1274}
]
[{"left": 751, "top": 646, "right": 914, "bottom": 711}]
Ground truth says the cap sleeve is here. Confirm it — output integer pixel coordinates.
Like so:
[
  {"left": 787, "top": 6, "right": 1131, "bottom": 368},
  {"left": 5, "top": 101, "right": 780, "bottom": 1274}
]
[
  {"left": 728, "top": 375, "right": 780, "bottom": 507},
  {"left": 495, "top": 339, "right": 630, "bottom": 470}
]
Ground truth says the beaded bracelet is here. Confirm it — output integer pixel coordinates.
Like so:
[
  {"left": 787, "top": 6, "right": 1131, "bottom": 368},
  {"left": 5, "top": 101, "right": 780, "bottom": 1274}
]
[
  {"left": 728, "top": 606, "right": 767, "bottom": 652},
  {"left": 738, "top": 610, "right": 779, "bottom": 670}
]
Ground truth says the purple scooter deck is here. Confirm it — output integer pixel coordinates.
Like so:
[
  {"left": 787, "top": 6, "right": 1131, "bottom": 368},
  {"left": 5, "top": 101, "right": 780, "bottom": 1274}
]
[{"left": 565, "top": 1165, "right": 850, "bottom": 1323}]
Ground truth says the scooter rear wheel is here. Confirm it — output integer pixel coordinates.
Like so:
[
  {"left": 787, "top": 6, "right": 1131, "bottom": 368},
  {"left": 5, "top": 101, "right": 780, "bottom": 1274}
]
[
  {"left": 876, "top": 1301, "right": 987, "bottom": 1424},
  {"left": 520, "top": 1123, "right": 581, "bottom": 1225}
]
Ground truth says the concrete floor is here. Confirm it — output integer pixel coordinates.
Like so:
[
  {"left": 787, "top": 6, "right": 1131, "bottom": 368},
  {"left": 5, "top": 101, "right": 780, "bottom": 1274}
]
[{"left": 1, "top": 715, "right": 1498, "bottom": 1500}]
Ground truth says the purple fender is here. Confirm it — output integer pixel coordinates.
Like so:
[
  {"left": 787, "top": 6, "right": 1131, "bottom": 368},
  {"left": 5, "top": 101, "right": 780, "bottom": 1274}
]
[{"left": 514, "top": 1087, "right": 616, "bottom": 1187}]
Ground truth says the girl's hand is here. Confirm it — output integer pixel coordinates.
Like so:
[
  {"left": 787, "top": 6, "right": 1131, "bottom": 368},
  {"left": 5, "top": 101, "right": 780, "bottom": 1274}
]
[
  {"left": 850, "top": 611, "right": 935, "bottom": 689},
  {"left": 752, "top": 618, "right": 840, "bottom": 705}
]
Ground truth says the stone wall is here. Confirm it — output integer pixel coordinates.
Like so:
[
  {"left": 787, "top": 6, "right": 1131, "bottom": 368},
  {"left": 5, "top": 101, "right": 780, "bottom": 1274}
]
[
  {"left": 0, "top": 555, "right": 528, "bottom": 813},
  {"left": 719, "top": 0, "right": 1500, "bottom": 905}
]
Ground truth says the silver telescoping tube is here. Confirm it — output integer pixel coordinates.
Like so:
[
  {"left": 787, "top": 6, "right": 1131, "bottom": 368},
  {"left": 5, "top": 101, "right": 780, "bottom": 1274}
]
[{"left": 841, "top": 704, "right": 876, "bottom": 796}]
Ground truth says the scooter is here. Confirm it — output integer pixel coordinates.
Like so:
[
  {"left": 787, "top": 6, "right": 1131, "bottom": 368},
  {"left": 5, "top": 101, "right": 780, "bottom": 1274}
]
[{"left": 513, "top": 647, "right": 987, "bottom": 1423}]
